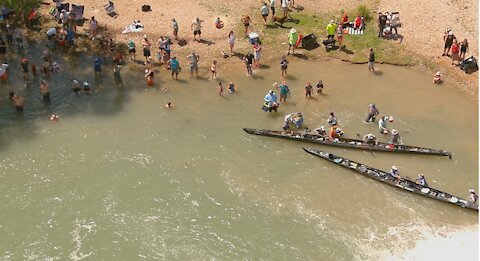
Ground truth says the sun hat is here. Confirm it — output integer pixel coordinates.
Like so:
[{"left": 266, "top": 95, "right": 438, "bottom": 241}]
[
  {"left": 83, "top": 81, "right": 89, "bottom": 86},
  {"left": 436, "top": 71, "right": 441, "bottom": 76},
  {"left": 290, "top": 28, "right": 296, "bottom": 34},
  {"left": 392, "top": 166, "right": 398, "bottom": 170},
  {"left": 73, "top": 79, "right": 78, "bottom": 84},
  {"left": 391, "top": 129, "right": 399, "bottom": 135},
  {"left": 269, "top": 90, "right": 274, "bottom": 94},
  {"left": 469, "top": 189, "right": 475, "bottom": 193},
  {"left": 448, "top": 31, "right": 453, "bottom": 35}
]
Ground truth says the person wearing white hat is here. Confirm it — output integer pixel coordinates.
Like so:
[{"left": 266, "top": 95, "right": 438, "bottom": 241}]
[
  {"left": 72, "top": 79, "right": 81, "bottom": 94},
  {"left": 363, "top": 133, "right": 378, "bottom": 145},
  {"left": 442, "top": 30, "right": 456, "bottom": 56},
  {"left": 433, "top": 71, "right": 443, "bottom": 84},
  {"left": 326, "top": 20, "right": 337, "bottom": 40},
  {"left": 287, "top": 28, "right": 298, "bottom": 55},
  {"left": 264, "top": 89, "right": 278, "bottom": 112},
  {"left": 469, "top": 189, "right": 478, "bottom": 203},
  {"left": 314, "top": 126, "right": 327, "bottom": 136},
  {"left": 416, "top": 174, "right": 428, "bottom": 187},
  {"left": 389, "top": 166, "right": 401, "bottom": 184},
  {"left": 378, "top": 116, "right": 389, "bottom": 134},
  {"left": 366, "top": 103, "right": 379, "bottom": 122},
  {"left": 390, "top": 129, "right": 402, "bottom": 144}
]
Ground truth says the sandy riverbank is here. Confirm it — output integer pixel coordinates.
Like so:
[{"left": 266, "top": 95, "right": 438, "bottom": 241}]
[{"left": 36, "top": 0, "right": 478, "bottom": 95}]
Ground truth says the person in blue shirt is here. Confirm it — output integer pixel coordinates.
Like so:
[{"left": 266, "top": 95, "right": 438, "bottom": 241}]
[
  {"left": 94, "top": 57, "right": 103, "bottom": 74},
  {"left": 416, "top": 174, "right": 428, "bottom": 187},
  {"left": 169, "top": 56, "right": 180, "bottom": 79},
  {"left": 264, "top": 90, "right": 278, "bottom": 112}
]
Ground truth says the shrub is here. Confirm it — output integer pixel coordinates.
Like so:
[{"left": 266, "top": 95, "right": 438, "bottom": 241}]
[{"left": 356, "top": 5, "right": 373, "bottom": 22}]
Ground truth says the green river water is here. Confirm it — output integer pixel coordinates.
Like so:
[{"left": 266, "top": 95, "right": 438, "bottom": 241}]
[{"left": 0, "top": 48, "right": 477, "bottom": 260}]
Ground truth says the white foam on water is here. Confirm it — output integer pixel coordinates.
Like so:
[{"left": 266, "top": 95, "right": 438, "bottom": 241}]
[
  {"left": 384, "top": 226, "right": 479, "bottom": 261},
  {"left": 68, "top": 218, "right": 97, "bottom": 261}
]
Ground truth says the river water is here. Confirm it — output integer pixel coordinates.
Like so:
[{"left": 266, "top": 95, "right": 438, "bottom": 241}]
[{"left": 0, "top": 45, "right": 477, "bottom": 260}]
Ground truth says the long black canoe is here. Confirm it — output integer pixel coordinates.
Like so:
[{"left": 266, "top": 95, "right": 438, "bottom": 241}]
[
  {"left": 243, "top": 128, "right": 451, "bottom": 157},
  {"left": 302, "top": 147, "right": 478, "bottom": 211}
]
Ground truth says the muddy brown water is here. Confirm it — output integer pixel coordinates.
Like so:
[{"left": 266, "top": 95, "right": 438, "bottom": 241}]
[{"left": 0, "top": 46, "right": 477, "bottom": 260}]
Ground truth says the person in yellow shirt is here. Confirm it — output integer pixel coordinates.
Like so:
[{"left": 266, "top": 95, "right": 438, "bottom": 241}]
[{"left": 326, "top": 20, "right": 337, "bottom": 40}]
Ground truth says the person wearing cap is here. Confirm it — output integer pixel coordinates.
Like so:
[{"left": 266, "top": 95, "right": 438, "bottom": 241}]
[
  {"left": 169, "top": 56, "right": 180, "bottom": 79},
  {"left": 83, "top": 81, "right": 91, "bottom": 94},
  {"left": 277, "top": 81, "right": 290, "bottom": 102},
  {"left": 327, "top": 112, "right": 337, "bottom": 126},
  {"left": 191, "top": 17, "right": 202, "bottom": 41},
  {"left": 72, "top": 79, "right": 81, "bottom": 94},
  {"left": 264, "top": 89, "right": 278, "bottom": 112},
  {"left": 326, "top": 20, "right": 337, "bottom": 40},
  {"left": 469, "top": 189, "right": 478, "bottom": 203},
  {"left": 416, "top": 174, "right": 428, "bottom": 187},
  {"left": 314, "top": 126, "right": 327, "bottom": 136},
  {"left": 442, "top": 30, "right": 456, "bottom": 56},
  {"left": 288, "top": 28, "right": 298, "bottom": 55},
  {"left": 389, "top": 166, "right": 401, "bottom": 184},
  {"left": 142, "top": 35, "right": 151, "bottom": 61},
  {"left": 390, "top": 129, "right": 402, "bottom": 144},
  {"left": 363, "top": 133, "right": 378, "bottom": 145},
  {"left": 433, "top": 71, "right": 443, "bottom": 84},
  {"left": 365, "top": 103, "right": 379, "bottom": 122},
  {"left": 187, "top": 52, "right": 200, "bottom": 78},
  {"left": 378, "top": 116, "right": 389, "bottom": 134},
  {"left": 377, "top": 12, "right": 387, "bottom": 38}
]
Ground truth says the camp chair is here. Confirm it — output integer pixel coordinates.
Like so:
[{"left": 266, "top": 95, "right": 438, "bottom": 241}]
[
  {"left": 105, "top": 1, "right": 118, "bottom": 18},
  {"left": 27, "top": 9, "right": 40, "bottom": 27}
]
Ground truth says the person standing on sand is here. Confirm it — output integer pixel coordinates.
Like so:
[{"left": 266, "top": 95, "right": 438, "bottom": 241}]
[
  {"left": 336, "top": 25, "right": 344, "bottom": 49},
  {"left": 210, "top": 60, "right": 217, "bottom": 80},
  {"left": 280, "top": 55, "right": 288, "bottom": 77},
  {"left": 40, "top": 80, "right": 50, "bottom": 103},
  {"left": 187, "top": 52, "right": 200, "bottom": 78},
  {"left": 228, "top": 31, "right": 235, "bottom": 57},
  {"left": 241, "top": 15, "right": 251, "bottom": 36},
  {"left": 326, "top": 20, "right": 337, "bottom": 41},
  {"left": 127, "top": 39, "right": 136, "bottom": 61},
  {"left": 442, "top": 30, "right": 456, "bottom": 56},
  {"left": 261, "top": 3, "right": 269, "bottom": 27},
  {"left": 451, "top": 40, "right": 460, "bottom": 65},
  {"left": 172, "top": 18, "right": 179, "bottom": 40},
  {"left": 460, "top": 38, "right": 468, "bottom": 61},
  {"left": 368, "top": 48, "right": 375, "bottom": 72},
  {"left": 191, "top": 18, "right": 202, "bottom": 41},
  {"left": 377, "top": 12, "right": 387, "bottom": 38},
  {"left": 270, "top": 0, "right": 276, "bottom": 20},
  {"left": 90, "top": 16, "right": 98, "bottom": 39},
  {"left": 142, "top": 35, "right": 151, "bottom": 62},
  {"left": 253, "top": 42, "right": 262, "bottom": 68},
  {"left": 288, "top": 28, "right": 298, "bottom": 55}
]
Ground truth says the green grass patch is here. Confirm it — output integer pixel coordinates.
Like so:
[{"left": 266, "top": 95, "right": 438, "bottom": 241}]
[{"left": 231, "top": 6, "right": 416, "bottom": 66}]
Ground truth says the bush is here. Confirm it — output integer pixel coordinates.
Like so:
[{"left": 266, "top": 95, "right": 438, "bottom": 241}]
[{"left": 356, "top": 5, "right": 373, "bottom": 22}]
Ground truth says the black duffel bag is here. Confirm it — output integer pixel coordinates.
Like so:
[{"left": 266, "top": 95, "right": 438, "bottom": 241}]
[{"left": 460, "top": 56, "right": 478, "bottom": 74}]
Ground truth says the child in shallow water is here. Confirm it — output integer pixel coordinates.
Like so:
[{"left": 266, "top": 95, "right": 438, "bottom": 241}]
[{"left": 433, "top": 71, "right": 442, "bottom": 84}]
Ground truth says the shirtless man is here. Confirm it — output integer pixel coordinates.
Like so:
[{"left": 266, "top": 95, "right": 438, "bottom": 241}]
[
  {"left": 12, "top": 95, "right": 25, "bottom": 111},
  {"left": 40, "top": 80, "right": 50, "bottom": 103}
]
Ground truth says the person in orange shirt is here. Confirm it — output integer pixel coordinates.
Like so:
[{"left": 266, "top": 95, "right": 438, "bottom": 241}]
[{"left": 328, "top": 125, "right": 344, "bottom": 140}]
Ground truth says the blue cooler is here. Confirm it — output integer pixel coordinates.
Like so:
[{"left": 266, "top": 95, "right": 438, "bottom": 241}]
[{"left": 248, "top": 32, "right": 259, "bottom": 45}]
